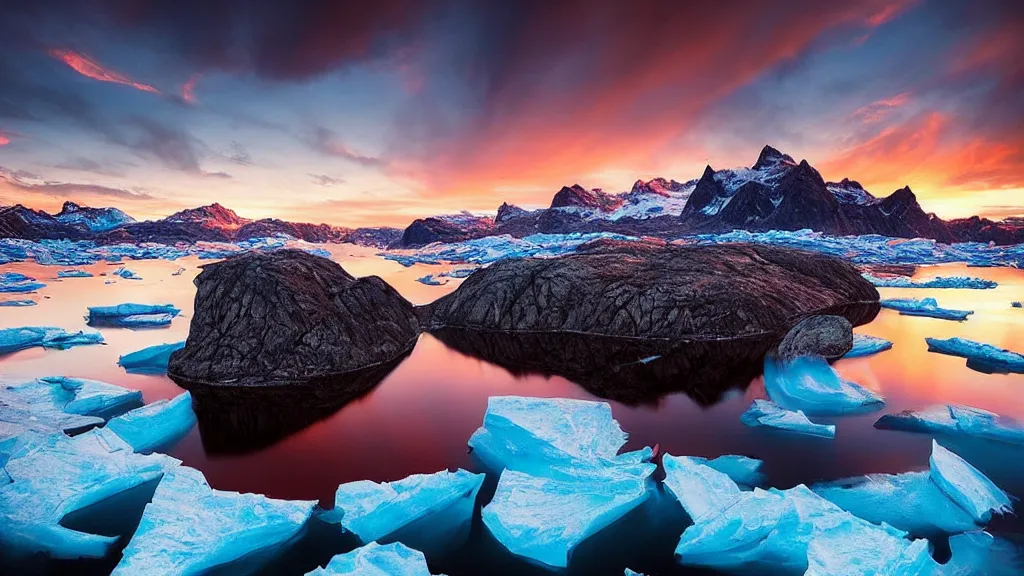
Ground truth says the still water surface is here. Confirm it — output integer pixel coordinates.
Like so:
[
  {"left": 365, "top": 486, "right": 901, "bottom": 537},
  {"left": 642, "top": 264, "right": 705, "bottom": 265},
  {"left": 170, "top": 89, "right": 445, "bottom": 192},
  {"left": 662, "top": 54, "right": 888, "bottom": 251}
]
[{"left": 2, "top": 247, "right": 1023, "bottom": 574}]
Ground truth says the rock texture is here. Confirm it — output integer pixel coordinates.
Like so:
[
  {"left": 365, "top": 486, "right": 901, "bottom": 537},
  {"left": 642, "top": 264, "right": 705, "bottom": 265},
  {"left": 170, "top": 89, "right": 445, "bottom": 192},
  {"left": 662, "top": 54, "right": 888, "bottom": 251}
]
[
  {"left": 423, "top": 240, "right": 879, "bottom": 340},
  {"left": 774, "top": 315, "right": 853, "bottom": 362},
  {"left": 168, "top": 249, "right": 419, "bottom": 385}
]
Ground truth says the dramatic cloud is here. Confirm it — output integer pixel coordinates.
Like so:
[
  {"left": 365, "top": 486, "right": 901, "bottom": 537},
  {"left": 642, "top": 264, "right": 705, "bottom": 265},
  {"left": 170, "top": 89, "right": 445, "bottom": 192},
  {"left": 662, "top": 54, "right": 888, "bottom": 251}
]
[
  {"left": 48, "top": 49, "right": 160, "bottom": 94},
  {"left": 307, "top": 127, "right": 387, "bottom": 169},
  {"left": 53, "top": 157, "right": 125, "bottom": 177},
  {"left": 0, "top": 166, "right": 153, "bottom": 200},
  {"left": 125, "top": 117, "right": 222, "bottom": 176}
]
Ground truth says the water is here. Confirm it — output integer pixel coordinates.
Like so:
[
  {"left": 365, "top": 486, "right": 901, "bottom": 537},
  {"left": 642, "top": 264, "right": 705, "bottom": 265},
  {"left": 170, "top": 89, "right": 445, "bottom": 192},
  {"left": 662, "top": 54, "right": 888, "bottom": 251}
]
[{"left": 2, "top": 247, "right": 1023, "bottom": 575}]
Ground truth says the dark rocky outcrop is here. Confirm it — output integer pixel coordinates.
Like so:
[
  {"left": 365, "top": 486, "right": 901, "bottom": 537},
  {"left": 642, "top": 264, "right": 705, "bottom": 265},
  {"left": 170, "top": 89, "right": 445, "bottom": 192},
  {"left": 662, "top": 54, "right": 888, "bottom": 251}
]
[
  {"left": 235, "top": 218, "right": 352, "bottom": 243},
  {"left": 422, "top": 240, "right": 879, "bottom": 341},
  {"left": 774, "top": 315, "right": 853, "bottom": 362},
  {"left": 400, "top": 217, "right": 487, "bottom": 247},
  {"left": 168, "top": 249, "right": 420, "bottom": 385},
  {"left": 762, "top": 160, "right": 849, "bottom": 232},
  {"left": 550, "top": 184, "right": 624, "bottom": 211},
  {"left": 752, "top": 145, "right": 796, "bottom": 171},
  {"left": 495, "top": 202, "right": 529, "bottom": 224},
  {"left": 680, "top": 166, "right": 723, "bottom": 219},
  {"left": 718, "top": 181, "right": 775, "bottom": 226}
]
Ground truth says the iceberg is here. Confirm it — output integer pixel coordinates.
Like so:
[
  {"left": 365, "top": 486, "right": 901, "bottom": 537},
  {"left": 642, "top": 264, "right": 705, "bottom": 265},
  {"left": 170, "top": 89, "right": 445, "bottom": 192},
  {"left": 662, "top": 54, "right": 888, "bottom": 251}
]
[
  {"left": 662, "top": 454, "right": 743, "bottom": 520},
  {"left": 940, "top": 531, "right": 1024, "bottom": 576},
  {"left": 863, "top": 274, "right": 997, "bottom": 289},
  {"left": 804, "top": 530, "right": 935, "bottom": 576},
  {"left": 929, "top": 440, "right": 1012, "bottom": 524},
  {"left": 874, "top": 404, "right": 1024, "bottom": 446},
  {"left": 0, "top": 299, "right": 35, "bottom": 306},
  {"left": 57, "top": 269, "right": 93, "bottom": 278},
  {"left": 0, "top": 271, "right": 46, "bottom": 293},
  {"left": 763, "top": 355, "right": 885, "bottom": 415},
  {"left": 327, "top": 468, "right": 484, "bottom": 543},
  {"left": 113, "top": 466, "right": 316, "bottom": 575},
  {"left": 306, "top": 542, "right": 437, "bottom": 576},
  {"left": 925, "top": 337, "right": 1024, "bottom": 374},
  {"left": 740, "top": 399, "right": 836, "bottom": 438},
  {"left": 482, "top": 464, "right": 654, "bottom": 569},
  {"left": 0, "top": 326, "right": 104, "bottom": 355},
  {"left": 880, "top": 297, "right": 973, "bottom": 321},
  {"left": 440, "top": 267, "right": 478, "bottom": 279},
  {"left": 1013, "top": 301, "right": 1022, "bottom": 308},
  {"left": 117, "top": 341, "right": 186, "bottom": 374},
  {"left": 105, "top": 392, "right": 196, "bottom": 453},
  {"left": 86, "top": 302, "right": 181, "bottom": 328},
  {"left": 112, "top": 266, "right": 142, "bottom": 280},
  {"left": 699, "top": 454, "right": 765, "bottom": 487},
  {"left": 0, "top": 427, "right": 179, "bottom": 559},
  {"left": 844, "top": 333, "right": 893, "bottom": 358},
  {"left": 415, "top": 274, "right": 447, "bottom": 286},
  {"left": 624, "top": 570, "right": 645, "bottom": 576}
]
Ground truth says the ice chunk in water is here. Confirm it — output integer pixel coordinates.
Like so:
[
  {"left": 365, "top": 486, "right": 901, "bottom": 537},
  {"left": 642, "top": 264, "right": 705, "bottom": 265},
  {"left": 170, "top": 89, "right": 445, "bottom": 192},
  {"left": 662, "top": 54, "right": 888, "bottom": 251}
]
[
  {"left": 926, "top": 337, "right": 1024, "bottom": 374},
  {"left": 468, "top": 396, "right": 651, "bottom": 477},
  {"left": 86, "top": 303, "right": 180, "bottom": 329},
  {"left": 763, "top": 356, "right": 885, "bottom": 415},
  {"left": 482, "top": 464, "right": 654, "bottom": 568},
  {"left": 0, "top": 427, "right": 179, "bottom": 559},
  {"left": 327, "top": 469, "right": 483, "bottom": 543},
  {"left": 0, "top": 271, "right": 45, "bottom": 293},
  {"left": 117, "top": 341, "right": 186, "bottom": 374},
  {"left": 105, "top": 392, "right": 196, "bottom": 453},
  {"left": 929, "top": 441, "right": 1012, "bottom": 524},
  {"left": 306, "top": 542, "right": 437, "bottom": 576},
  {"left": 57, "top": 269, "right": 93, "bottom": 278},
  {"left": 881, "top": 297, "right": 973, "bottom": 321},
  {"left": 874, "top": 404, "right": 1024, "bottom": 446},
  {"left": 0, "top": 298, "right": 35, "bottom": 306},
  {"left": 112, "top": 266, "right": 142, "bottom": 280},
  {"left": 662, "top": 454, "right": 742, "bottom": 520},
  {"left": 415, "top": 274, "right": 447, "bottom": 286},
  {"left": 805, "top": 531, "right": 936, "bottom": 576},
  {"left": 0, "top": 326, "right": 104, "bottom": 354},
  {"left": 863, "top": 274, "right": 997, "bottom": 289},
  {"left": 844, "top": 333, "right": 893, "bottom": 358},
  {"left": 113, "top": 466, "right": 316, "bottom": 575},
  {"left": 740, "top": 399, "right": 836, "bottom": 438},
  {"left": 624, "top": 570, "right": 645, "bottom": 576},
  {"left": 940, "top": 531, "right": 1024, "bottom": 575},
  {"left": 699, "top": 455, "right": 765, "bottom": 487}
]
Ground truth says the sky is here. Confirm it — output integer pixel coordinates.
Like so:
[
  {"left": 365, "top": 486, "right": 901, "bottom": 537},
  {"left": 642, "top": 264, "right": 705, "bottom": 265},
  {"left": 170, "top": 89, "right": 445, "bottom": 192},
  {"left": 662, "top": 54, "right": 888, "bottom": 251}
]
[{"left": 0, "top": 0, "right": 1021, "bottom": 228}]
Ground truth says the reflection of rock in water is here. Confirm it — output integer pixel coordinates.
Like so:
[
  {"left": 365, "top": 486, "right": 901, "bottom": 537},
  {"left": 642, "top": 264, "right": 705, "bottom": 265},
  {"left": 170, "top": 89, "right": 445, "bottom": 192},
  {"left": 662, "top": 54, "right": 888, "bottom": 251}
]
[
  {"left": 432, "top": 328, "right": 779, "bottom": 406},
  {"left": 176, "top": 354, "right": 407, "bottom": 455}
]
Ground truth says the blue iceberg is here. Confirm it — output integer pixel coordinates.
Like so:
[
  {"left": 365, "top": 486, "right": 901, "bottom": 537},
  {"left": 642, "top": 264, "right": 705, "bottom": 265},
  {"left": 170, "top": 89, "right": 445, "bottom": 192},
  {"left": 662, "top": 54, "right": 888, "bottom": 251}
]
[
  {"left": 763, "top": 355, "right": 885, "bottom": 415},
  {"left": 57, "top": 269, "right": 93, "bottom": 278},
  {"left": 844, "top": 334, "right": 893, "bottom": 358},
  {"left": 0, "top": 271, "right": 45, "bottom": 293},
  {"left": 0, "top": 326, "right": 104, "bottom": 355},
  {"left": 863, "top": 274, "right": 997, "bottom": 289},
  {"left": 112, "top": 266, "right": 142, "bottom": 280},
  {"left": 698, "top": 454, "right": 765, "bottom": 487},
  {"left": 113, "top": 466, "right": 316, "bottom": 575},
  {"left": 881, "top": 297, "right": 973, "bottom": 321},
  {"left": 86, "top": 302, "right": 181, "bottom": 328},
  {"left": 0, "top": 299, "right": 35, "bottom": 307},
  {"left": 940, "top": 531, "right": 1024, "bottom": 575},
  {"left": 929, "top": 440, "right": 1012, "bottom": 524},
  {"left": 105, "top": 392, "right": 196, "bottom": 453},
  {"left": 925, "top": 337, "right": 1024, "bottom": 374},
  {"left": 662, "top": 454, "right": 743, "bottom": 520},
  {"left": 415, "top": 274, "right": 447, "bottom": 286},
  {"left": 0, "top": 428, "right": 179, "bottom": 559},
  {"left": 307, "top": 542, "right": 437, "bottom": 576},
  {"left": 117, "top": 341, "right": 186, "bottom": 374},
  {"left": 440, "top": 267, "right": 478, "bottom": 279},
  {"left": 874, "top": 404, "right": 1024, "bottom": 446},
  {"left": 805, "top": 530, "right": 935, "bottom": 576},
  {"left": 326, "top": 468, "right": 484, "bottom": 543},
  {"left": 624, "top": 570, "right": 645, "bottom": 576},
  {"left": 482, "top": 464, "right": 654, "bottom": 569},
  {"left": 740, "top": 399, "right": 836, "bottom": 438}
]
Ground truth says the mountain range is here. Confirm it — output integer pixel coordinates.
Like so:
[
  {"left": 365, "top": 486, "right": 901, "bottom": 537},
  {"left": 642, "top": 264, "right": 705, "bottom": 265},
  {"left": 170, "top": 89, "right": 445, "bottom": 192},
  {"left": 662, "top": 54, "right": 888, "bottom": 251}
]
[{"left": 2, "top": 145, "right": 1021, "bottom": 248}]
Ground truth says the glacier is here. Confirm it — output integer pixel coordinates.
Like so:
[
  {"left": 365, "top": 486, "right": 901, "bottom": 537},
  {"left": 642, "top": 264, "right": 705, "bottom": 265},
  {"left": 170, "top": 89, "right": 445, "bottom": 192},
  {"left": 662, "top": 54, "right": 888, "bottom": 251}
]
[
  {"left": 326, "top": 468, "right": 483, "bottom": 544},
  {"left": 306, "top": 542, "right": 437, "bottom": 576},
  {"left": 0, "top": 299, "right": 36, "bottom": 306},
  {"left": 86, "top": 302, "right": 181, "bottom": 328},
  {"left": 0, "top": 427, "right": 179, "bottom": 560},
  {"left": 0, "top": 271, "right": 45, "bottom": 293},
  {"left": 0, "top": 326, "right": 104, "bottom": 355},
  {"left": 763, "top": 355, "right": 885, "bottom": 416},
  {"left": 880, "top": 297, "right": 973, "bottom": 321},
  {"left": 929, "top": 440, "right": 1012, "bottom": 524},
  {"left": 874, "top": 404, "right": 1024, "bottom": 446},
  {"left": 926, "top": 337, "right": 1024, "bottom": 374},
  {"left": 117, "top": 341, "right": 186, "bottom": 374},
  {"left": 863, "top": 274, "right": 997, "bottom": 289},
  {"left": 113, "top": 466, "right": 316, "bottom": 575},
  {"left": 740, "top": 399, "right": 836, "bottom": 438},
  {"left": 844, "top": 333, "right": 893, "bottom": 358},
  {"left": 57, "top": 269, "right": 93, "bottom": 278},
  {"left": 105, "top": 392, "right": 196, "bottom": 453}
]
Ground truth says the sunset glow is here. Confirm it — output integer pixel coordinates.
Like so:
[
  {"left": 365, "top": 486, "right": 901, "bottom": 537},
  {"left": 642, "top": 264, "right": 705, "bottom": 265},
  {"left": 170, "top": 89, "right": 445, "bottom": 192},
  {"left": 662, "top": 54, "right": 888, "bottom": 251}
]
[{"left": 47, "top": 49, "right": 161, "bottom": 94}]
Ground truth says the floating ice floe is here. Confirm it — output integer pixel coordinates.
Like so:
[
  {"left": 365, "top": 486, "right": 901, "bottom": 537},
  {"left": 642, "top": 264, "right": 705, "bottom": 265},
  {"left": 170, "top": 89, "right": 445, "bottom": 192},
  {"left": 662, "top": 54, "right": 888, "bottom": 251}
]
[
  {"left": 804, "top": 530, "right": 934, "bottom": 576},
  {"left": 694, "top": 454, "right": 765, "bottom": 487},
  {"left": 1012, "top": 301, "right": 1022, "bottom": 308},
  {"left": 326, "top": 468, "right": 483, "bottom": 543},
  {"left": 117, "top": 341, "right": 186, "bottom": 374},
  {"left": 57, "top": 269, "right": 93, "bottom": 278},
  {"left": 307, "top": 542, "right": 437, "bottom": 576},
  {"left": 105, "top": 392, "right": 196, "bottom": 453},
  {"left": 940, "top": 531, "right": 1024, "bottom": 575},
  {"left": 875, "top": 404, "right": 1024, "bottom": 446},
  {"left": 662, "top": 455, "right": 744, "bottom": 520},
  {"left": 0, "top": 299, "right": 35, "bottom": 307},
  {"left": 440, "top": 267, "right": 478, "bottom": 279},
  {"left": 415, "top": 274, "right": 447, "bottom": 286},
  {"left": 763, "top": 356, "right": 885, "bottom": 416},
  {"left": 113, "top": 466, "right": 316, "bottom": 575},
  {"left": 112, "top": 266, "right": 142, "bottom": 280},
  {"left": 925, "top": 337, "right": 1024, "bottom": 374},
  {"left": 740, "top": 399, "right": 836, "bottom": 438},
  {"left": 0, "top": 326, "right": 104, "bottom": 355},
  {"left": 0, "top": 427, "right": 179, "bottom": 559},
  {"left": 844, "top": 334, "right": 893, "bottom": 358},
  {"left": 86, "top": 302, "right": 181, "bottom": 329},
  {"left": 0, "top": 271, "right": 45, "bottom": 293},
  {"left": 624, "top": 569, "right": 645, "bottom": 576},
  {"left": 863, "top": 274, "right": 998, "bottom": 289},
  {"left": 880, "top": 297, "right": 973, "bottom": 321},
  {"left": 929, "top": 440, "right": 1012, "bottom": 524}
]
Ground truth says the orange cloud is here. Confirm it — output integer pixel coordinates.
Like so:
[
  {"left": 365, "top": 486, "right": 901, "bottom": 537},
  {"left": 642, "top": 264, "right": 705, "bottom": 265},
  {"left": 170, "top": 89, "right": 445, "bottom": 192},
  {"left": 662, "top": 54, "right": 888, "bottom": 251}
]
[
  {"left": 182, "top": 74, "right": 199, "bottom": 103},
  {"left": 48, "top": 49, "right": 160, "bottom": 94}
]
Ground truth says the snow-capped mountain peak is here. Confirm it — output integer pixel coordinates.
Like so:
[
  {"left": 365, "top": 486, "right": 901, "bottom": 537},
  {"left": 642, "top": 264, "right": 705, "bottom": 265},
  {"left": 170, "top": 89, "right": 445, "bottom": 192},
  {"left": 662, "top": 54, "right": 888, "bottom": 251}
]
[{"left": 826, "top": 178, "right": 879, "bottom": 206}]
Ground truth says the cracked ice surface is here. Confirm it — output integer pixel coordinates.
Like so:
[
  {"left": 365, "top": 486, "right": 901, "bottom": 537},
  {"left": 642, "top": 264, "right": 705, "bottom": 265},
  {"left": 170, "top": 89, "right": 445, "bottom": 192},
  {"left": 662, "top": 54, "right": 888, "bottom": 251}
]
[
  {"left": 763, "top": 356, "right": 885, "bottom": 416},
  {"left": 0, "top": 326, "right": 103, "bottom": 355},
  {"left": 740, "top": 399, "right": 836, "bottom": 438},
  {"left": 864, "top": 274, "right": 997, "bottom": 289},
  {"left": 306, "top": 542, "right": 438, "bottom": 576},
  {"left": 0, "top": 427, "right": 179, "bottom": 559},
  {"left": 881, "top": 297, "right": 973, "bottom": 321},
  {"left": 926, "top": 337, "right": 1024, "bottom": 374},
  {"left": 662, "top": 455, "right": 743, "bottom": 521},
  {"left": 113, "top": 466, "right": 316, "bottom": 575},
  {"left": 117, "top": 341, "right": 186, "bottom": 374},
  {"left": 929, "top": 441, "right": 1012, "bottom": 524},
  {"left": 105, "top": 392, "right": 196, "bottom": 454},
  {"left": 874, "top": 404, "right": 1024, "bottom": 446},
  {"left": 844, "top": 333, "right": 893, "bottom": 358},
  {"left": 328, "top": 469, "right": 484, "bottom": 543}
]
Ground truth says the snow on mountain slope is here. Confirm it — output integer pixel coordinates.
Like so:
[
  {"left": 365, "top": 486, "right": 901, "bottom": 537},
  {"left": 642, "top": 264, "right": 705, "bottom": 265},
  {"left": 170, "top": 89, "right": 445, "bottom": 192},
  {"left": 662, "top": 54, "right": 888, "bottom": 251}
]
[
  {"left": 827, "top": 179, "right": 880, "bottom": 206},
  {"left": 54, "top": 202, "right": 135, "bottom": 232}
]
